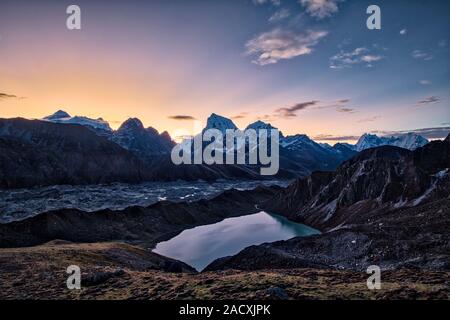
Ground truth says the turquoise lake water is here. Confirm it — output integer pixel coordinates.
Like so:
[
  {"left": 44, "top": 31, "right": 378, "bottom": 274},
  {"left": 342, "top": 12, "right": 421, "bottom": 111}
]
[{"left": 153, "top": 211, "right": 320, "bottom": 271}]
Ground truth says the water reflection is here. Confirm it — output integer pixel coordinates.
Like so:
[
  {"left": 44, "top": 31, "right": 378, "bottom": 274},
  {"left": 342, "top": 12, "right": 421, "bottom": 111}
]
[{"left": 153, "top": 211, "right": 319, "bottom": 271}]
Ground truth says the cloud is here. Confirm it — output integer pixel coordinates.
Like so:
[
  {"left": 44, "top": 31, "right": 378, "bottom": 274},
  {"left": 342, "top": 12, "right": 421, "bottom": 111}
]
[
  {"left": 253, "top": 0, "right": 281, "bottom": 6},
  {"left": 438, "top": 40, "right": 447, "bottom": 48},
  {"left": 358, "top": 116, "right": 381, "bottom": 123},
  {"left": 0, "top": 92, "right": 19, "bottom": 100},
  {"left": 246, "top": 28, "right": 328, "bottom": 66},
  {"left": 275, "top": 100, "right": 319, "bottom": 118},
  {"left": 411, "top": 50, "right": 433, "bottom": 61},
  {"left": 419, "top": 80, "right": 431, "bottom": 85},
  {"left": 417, "top": 96, "right": 440, "bottom": 105},
  {"left": 330, "top": 47, "right": 383, "bottom": 69},
  {"left": 168, "top": 115, "right": 196, "bottom": 120},
  {"left": 336, "top": 107, "right": 355, "bottom": 113},
  {"left": 313, "top": 134, "right": 360, "bottom": 141},
  {"left": 299, "top": 0, "right": 341, "bottom": 19},
  {"left": 0, "top": 93, "right": 17, "bottom": 100},
  {"left": 0, "top": 92, "right": 26, "bottom": 100},
  {"left": 399, "top": 29, "right": 407, "bottom": 35},
  {"left": 269, "top": 8, "right": 291, "bottom": 22},
  {"left": 361, "top": 55, "right": 382, "bottom": 63},
  {"left": 258, "top": 114, "right": 276, "bottom": 122},
  {"left": 231, "top": 112, "right": 248, "bottom": 120},
  {"left": 317, "top": 99, "right": 356, "bottom": 113},
  {"left": 374, "top": 127, "right": 450, "bottom": 140}
]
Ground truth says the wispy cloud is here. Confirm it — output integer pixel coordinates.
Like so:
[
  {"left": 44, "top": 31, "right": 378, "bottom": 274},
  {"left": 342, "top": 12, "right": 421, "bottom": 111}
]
[
  {"left": 253, "top": 0, "right": 281, "bottom": 6},
  {"left": 257, "top": 114, "right": 276, "bottom": 122},
  {"left": 330, "top": 47, "right": 383, "bottom": 69},
  {"left": 231, "top": 112, "right": 248, "bottom": 120},
  {"left": 269, "top": 8, "right": 291, "bottom": 22},
  {"left": 336, "top": 107, "right": 356, "bottom": 113},
  {"left": 358, "top": 115, "right": 381, "bottom": 123},
  {"left": 246, "top": 28, "right": 328, "bottom": 66},
  {"left": 168, "top": 115, "right": 196, "bottom": 120},
  {"left": 274, "top": 99, "right": 355, "bottom": 118},
  {"left": 419, "top": 80, "right": 431, "bottom": 85},
  {"left": 417, "top": 96, "right": 440, "bottom": 105},
  {"left": 275, "top": 100, "right": 319, "bottom": 118},
  {"left": 299, "top": 0, "right": 341, "bottom": 19},
  {"left": 399, "top": 29, "right": 407, "bottom": 35},
  {"left": 411, "top": 50, "right": 433, "bottom": 61},
  {"left": 0, "top": 92, "right": 25, "bottom": 100},
  {"left": 313, "top": 134, "right": 360, "bottom": 141},
  {"left": 438, "top": 40, "right": 447, "bottom": 48},
  {"left": 317, "top": 99, "right": 356, "bottom": 113},
  {"left": 361, "top": 55, "right": 382, "bottom": 63}
]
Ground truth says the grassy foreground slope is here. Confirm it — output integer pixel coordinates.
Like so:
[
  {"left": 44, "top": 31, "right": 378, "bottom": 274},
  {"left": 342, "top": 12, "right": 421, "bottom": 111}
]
[{"left": 0, "top": 241, "right": 448, "bottom": 300}]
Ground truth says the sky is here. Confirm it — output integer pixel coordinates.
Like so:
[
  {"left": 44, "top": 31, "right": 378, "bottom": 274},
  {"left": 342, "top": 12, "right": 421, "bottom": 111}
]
[{"left": 0, "top": 0, "right": 449, "bottom": 143}]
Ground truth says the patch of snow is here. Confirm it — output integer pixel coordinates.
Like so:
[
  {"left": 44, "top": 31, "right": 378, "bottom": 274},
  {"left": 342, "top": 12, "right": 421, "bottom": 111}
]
[
  {"left": 322, "top": 199, "right": 338, "bottom": 221},
  {"left": 435, "top": 169, "right": 449, "bottom": 179}
]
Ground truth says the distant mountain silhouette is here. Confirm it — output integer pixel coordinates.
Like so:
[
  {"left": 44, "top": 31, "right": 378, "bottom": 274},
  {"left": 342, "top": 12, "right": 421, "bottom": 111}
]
[
  {"left": 0, "top": 111, "right": 439, "bottom": 189},
  {"left": 111, "top": 118, "right": 175, "bottom": 162},
  {"left": 0, "top": 118, "right": 146, "bottom": 188}
]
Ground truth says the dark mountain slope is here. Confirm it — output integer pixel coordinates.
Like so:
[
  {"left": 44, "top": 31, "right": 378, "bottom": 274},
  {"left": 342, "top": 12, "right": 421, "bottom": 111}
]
[
  {"left": 0, "top": 118, "right": 147, "bottom": 188},
  {"left": 264, "top": 136, "right": 450, "bottom": 231},
  {"left": 111, "top": 118, "right": 175, "bottom": 161},
  {"left": 205, "top": 135, "right": 450, "bottom": 272}
]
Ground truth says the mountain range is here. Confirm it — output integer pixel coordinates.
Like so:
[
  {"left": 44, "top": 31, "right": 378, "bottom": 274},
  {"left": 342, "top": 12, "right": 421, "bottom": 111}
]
[
  {"left": 43, "top": 110, "right": 430, "bottom": 154},
  {"left": 0, "top": 110, "right": 437, "bottom": 189}
]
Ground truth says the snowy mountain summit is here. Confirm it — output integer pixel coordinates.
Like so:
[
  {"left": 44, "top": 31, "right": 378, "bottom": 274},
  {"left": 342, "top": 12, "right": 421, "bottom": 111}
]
[
  {"left": 356, "top": 133, "right": 428, "bottom": 151},
  {"left": 43, "top": 110, "right": 70, "bottom": 120},
  {"left": 43, "top": 110, "right": 112, "bottom": 133},
  {"left": 246, "top": 120, "right": 277, "bottom": 131},
  {"left": 204, "top": 113, "right": 238, "bottom": 133}
]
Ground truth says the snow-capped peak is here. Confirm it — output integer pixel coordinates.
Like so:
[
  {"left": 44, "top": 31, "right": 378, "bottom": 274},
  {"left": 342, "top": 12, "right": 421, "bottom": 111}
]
[
  {"left": 280, "top": 134, "right": 317, "bottom": 149},
  {"left": 355, "top": 134, "right": 384, "bottom": 151},
  {"left": 43, "top": 110, "right": 71, "bottom": 120},
  {"left": 356, "top": 133, "right": 428, "bottom": 151},
  {"left": 392, "top": 132, "right": 428, "bottom": 150},
  {"left": 246, "top": 120, "right": 276, "bottom": 131},
  {"left": 43, "top": 110, "right": 112, "bottom": 132},
  {"left": 204, "top": 113, "right": 238, "bottom": 133}
]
